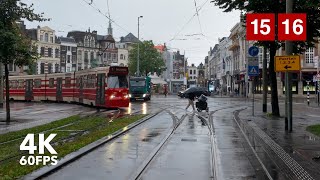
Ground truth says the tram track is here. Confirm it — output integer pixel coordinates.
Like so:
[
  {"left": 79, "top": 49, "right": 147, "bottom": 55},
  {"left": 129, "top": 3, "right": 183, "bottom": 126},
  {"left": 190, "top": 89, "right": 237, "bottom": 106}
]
[
  {"left": 195, "top": 104, "right": 245, "bottom": 180},
  {"left": 128, "top": 104, "right": 238, "bottom": 180},
  {"left": 129, "top": 109, "right": 188, "bottom": 180}
]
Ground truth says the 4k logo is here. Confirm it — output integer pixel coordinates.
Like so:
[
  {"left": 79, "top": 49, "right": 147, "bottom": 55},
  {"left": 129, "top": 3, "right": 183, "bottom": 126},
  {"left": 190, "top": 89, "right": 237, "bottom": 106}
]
[{"left": 19, "top": 134, "right": 58, "bottom": 166}]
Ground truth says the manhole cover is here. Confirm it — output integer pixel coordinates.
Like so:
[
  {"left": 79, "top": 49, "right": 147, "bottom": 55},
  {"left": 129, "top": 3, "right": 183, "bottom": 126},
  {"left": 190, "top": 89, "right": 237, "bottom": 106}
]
[{"left": 181, "top": 138, "right": 197, "bottom": 142}]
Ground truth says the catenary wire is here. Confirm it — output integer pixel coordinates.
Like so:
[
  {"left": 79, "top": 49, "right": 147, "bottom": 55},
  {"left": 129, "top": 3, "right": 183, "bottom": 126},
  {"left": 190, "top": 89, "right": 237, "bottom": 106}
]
[{"left": 82, "top": 0, "right": 130, "bottom": 34}]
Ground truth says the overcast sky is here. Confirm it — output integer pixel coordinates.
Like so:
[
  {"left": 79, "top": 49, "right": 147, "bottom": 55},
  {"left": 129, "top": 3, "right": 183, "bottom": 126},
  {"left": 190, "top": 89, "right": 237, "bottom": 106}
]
[{"left": 22, "top": 0, "right": 240, "bottom": 66}]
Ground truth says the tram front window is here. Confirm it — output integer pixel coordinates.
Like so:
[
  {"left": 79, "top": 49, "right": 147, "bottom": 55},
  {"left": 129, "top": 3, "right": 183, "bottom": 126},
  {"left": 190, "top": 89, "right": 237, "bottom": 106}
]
[{"left": 108, "top": 75, "right": 128, "bottom": 88}]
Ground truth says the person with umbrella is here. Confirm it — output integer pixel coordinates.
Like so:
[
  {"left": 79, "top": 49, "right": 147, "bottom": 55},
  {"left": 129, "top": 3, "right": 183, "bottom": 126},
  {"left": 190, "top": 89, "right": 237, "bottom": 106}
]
[{"left": 185, "top": 91, "right": 196, "bottom": 111}]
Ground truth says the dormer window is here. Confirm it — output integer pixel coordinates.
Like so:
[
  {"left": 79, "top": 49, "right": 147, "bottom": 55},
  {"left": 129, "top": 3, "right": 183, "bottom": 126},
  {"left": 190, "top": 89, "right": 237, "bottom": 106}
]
[
  {"left": 91, "top": 39, "right": 95, "bottom": 48},
  {"left": 84, "top": 36, "right": 89, "bottom": 47}
]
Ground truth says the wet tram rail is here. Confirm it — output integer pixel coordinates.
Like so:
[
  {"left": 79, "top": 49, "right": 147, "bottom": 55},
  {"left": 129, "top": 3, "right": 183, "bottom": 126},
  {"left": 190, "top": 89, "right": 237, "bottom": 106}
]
[
  {"left": 129, "top": 110, "right": 187, "bottom": 180},
  {"left": 0, "top": 108, "right": 145, "bottom": 164}
]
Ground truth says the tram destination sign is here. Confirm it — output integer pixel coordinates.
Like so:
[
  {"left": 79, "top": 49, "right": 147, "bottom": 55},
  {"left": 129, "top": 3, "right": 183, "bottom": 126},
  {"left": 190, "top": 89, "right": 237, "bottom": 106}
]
[
  {"left": 111, "top": 67, "right": 128, "bottom": 72},
  {"left": 275, "top": 55, "right": 301, "bottom": 72}
]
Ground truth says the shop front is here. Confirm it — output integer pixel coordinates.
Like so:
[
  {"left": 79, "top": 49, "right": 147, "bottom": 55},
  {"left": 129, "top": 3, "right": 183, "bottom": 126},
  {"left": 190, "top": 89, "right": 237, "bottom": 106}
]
[
  {"left": 302, "top": 72, "right": 318, "bottom": 94},
  {"left": 281, "top": 72, "right": 299, "bottom": 94}
]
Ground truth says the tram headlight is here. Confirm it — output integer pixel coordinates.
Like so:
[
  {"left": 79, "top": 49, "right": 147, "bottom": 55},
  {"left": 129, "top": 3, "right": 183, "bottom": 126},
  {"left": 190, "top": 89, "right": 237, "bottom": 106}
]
[
  {"left": 124, "top": 94, "right": 130, "bottom": 99},
  {"left": 143, "top": 94, "right": 147, "bottom": 98},
  {"left": 128, "top": 94, "right": 132, "bottom": 98},
  {"left": 110, "top": 95, "right": 115, "bottom": 99}
]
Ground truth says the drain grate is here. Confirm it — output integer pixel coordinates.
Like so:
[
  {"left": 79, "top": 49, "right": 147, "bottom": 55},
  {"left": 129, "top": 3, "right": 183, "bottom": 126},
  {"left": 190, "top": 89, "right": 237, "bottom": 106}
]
[
  {"left": 181, "top": 138, "right": 197, "bottom": 142},
  {"left": 248, "top": 121, "right": 315, "bottom": 180}
]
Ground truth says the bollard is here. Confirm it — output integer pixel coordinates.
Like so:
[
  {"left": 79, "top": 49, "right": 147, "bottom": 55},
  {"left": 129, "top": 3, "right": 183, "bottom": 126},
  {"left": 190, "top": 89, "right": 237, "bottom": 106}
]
[{"left": 307, "top": 81, "right": 310, "bottom": 106}]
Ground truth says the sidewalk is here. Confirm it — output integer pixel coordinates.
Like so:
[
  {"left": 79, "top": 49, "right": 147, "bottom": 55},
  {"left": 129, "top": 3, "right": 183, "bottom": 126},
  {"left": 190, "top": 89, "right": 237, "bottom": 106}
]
[{"left": 237, "top": 102, "right": 320, "bottom": 179}]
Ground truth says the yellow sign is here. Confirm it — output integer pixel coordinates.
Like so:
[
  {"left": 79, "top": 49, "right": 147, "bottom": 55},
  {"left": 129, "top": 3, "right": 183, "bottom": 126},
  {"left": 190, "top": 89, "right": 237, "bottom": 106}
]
[{"left": 275, "top": 55, "right": 301, "bottom": 72}]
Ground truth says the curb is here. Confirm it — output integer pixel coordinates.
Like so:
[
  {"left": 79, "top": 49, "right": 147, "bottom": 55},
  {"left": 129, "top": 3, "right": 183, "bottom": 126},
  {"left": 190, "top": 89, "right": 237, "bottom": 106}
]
[
  {"left": 233, "top": 109, "right": 315, "bottom": 180},
  {"left": 22, "top": 110, "right": 163, "bottom": 180}
]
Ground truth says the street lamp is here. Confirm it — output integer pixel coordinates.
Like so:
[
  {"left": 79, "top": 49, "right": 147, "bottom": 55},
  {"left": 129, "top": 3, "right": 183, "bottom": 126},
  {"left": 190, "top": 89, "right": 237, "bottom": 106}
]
[{"left": 137, "top": 16, "right": 143, "bottom": 76}]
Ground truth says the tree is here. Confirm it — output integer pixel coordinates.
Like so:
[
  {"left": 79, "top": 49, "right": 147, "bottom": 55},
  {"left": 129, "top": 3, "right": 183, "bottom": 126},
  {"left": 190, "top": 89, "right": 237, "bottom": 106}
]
[
  {"left": 90, "top": 59, "right": 99, "bottom": 68},
  {"left": 211, "top": 0, "right": 320, "bottom": 116},
  {"left": 0, "top": 0, "right": 47, "bottom": 123},
  {"left": 128, "top": 41, "right": 165, "bottom": 76}
]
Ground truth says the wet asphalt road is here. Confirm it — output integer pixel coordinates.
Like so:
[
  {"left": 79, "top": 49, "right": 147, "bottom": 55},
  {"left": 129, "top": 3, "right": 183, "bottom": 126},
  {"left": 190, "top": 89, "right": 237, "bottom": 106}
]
[
  {"left": 3, "top": 95, "right": 320, "bottom": 179},
  {"left": 41, "top": 96, "right": 263, "bottom": 180}
]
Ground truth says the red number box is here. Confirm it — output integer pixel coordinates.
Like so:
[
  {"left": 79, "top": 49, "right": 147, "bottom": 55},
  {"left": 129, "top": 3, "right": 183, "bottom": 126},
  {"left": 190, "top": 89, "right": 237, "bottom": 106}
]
[
  {"left": 278, "top": 13, "right": 306, "bottom": 41},
  {"left": 246, "top": 13, "right": 275, "bottom": 41}
]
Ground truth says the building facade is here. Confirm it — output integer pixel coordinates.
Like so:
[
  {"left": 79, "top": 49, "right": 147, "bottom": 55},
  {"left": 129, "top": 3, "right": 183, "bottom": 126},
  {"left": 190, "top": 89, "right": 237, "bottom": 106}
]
[
  {"left": 58, "top": 37, "right": 77, "bottom": 72},
  {"left": 27, "top": 26, "right": 60, "bottom": 74}
]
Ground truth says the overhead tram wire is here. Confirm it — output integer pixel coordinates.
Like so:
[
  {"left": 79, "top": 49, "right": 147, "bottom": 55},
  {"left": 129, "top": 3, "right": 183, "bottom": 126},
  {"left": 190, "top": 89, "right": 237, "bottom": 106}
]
[
  {"left": 81, "top": 0, "right": 130, "bottom": 34},
  {"left": 169, "top": 0, "right": 209, "bottom": 42},
  {"left": 194, "top": 0, "right": 203, "bottom": 34}
]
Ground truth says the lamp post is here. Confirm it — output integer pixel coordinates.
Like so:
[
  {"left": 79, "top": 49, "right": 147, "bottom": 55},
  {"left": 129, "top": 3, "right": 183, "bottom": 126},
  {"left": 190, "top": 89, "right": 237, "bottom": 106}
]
[{"left": 137, "top": 16, "right": 143, "bottom": 77}]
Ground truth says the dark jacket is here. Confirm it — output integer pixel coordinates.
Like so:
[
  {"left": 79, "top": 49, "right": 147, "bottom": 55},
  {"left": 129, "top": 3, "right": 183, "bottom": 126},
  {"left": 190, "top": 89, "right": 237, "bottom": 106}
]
[{"left": 187, "top": 93, "right": 195, "bottom": 101}]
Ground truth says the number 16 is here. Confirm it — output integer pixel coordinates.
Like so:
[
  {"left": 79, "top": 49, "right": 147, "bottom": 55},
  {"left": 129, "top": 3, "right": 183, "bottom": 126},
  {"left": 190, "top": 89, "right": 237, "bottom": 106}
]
[{"left": 278, "top": 13, "right": 306, "bottom": 41}]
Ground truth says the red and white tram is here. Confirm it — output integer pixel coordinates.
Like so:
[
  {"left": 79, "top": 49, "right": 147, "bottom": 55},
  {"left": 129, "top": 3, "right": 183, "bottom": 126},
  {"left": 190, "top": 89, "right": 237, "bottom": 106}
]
[{"left": 7, "top": 66, "right": 129, "bottom": 108}]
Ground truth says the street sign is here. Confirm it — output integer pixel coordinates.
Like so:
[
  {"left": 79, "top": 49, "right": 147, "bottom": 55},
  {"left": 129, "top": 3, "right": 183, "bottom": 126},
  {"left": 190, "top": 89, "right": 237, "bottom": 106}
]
[
  {"left": 248, "top": 57, "right": 259, "bottom": 66},
  {"left": 248, "top": 46, "right": 259, "bottom": 57},
  {"left": 248, "top": 66, "right": 259, "bottom": 76},
  {"left": 275, "top": 55, "right": 301, "bottom": 72}
]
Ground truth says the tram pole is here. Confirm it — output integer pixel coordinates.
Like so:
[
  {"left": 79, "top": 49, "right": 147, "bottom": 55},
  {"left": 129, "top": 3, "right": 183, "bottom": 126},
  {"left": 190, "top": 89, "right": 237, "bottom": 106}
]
[
  {"left": 285, "top": 0, "right": 293, "bottom": 132},
  {"left": 0, "top": 63, "right": 3, "bottom": 108}
]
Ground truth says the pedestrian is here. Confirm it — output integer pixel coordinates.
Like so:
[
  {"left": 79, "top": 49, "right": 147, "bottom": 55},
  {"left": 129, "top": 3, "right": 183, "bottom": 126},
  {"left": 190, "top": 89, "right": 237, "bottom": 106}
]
[
  {"left": 163, "top": 85, "right": 168, "bottom": 97},
  {"left": 185, "top": 92, "right": 196, "bottom": 111}
]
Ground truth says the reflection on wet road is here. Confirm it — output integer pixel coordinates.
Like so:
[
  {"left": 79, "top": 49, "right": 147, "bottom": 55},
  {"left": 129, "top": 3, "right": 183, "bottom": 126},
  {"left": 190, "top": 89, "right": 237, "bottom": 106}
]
[
  {"left": 5, "top": 96, "right": 319, "bottom": 179},
  {"left": 46, "top": 112, "right": 172, "bottom": 180},
  {"left": 139, "top": 112, "right": 211, "bottom": 180}
]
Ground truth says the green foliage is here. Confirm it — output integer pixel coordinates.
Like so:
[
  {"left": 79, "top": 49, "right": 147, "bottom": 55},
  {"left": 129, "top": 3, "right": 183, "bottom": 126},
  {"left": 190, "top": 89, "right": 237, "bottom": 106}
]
[
  {"left": 0, "top": 114, "right": 146, "bottom": 179},
  {"left": 128, "top": 41, "right": 165, "bottom": 76},
  {"left": 307, "top": 124, "right": 320, "bottom": 137},
  {"left": 211, "top": 0, "right": 320, "bottom": 116},
  {"left": 90, "top": 58, "right": 99, "bottom": 68},
  {"left": 212, "top": 0, "right": 320, "bottom": 53},
  {"left": 0, "top": 0, "right": 48, "bottom": 66},
  {"left": 0, "top": 0, "right": 48, "bottom": 121}
]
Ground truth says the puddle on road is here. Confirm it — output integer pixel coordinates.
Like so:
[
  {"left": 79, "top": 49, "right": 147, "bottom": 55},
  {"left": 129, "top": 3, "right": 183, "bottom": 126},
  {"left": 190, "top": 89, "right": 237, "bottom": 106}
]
[
  {"left": 147, "top": 132, "right": 160, "bottom": 138},
  {"left": 140, "top": 131, "right": 161, "bottom": 142}
]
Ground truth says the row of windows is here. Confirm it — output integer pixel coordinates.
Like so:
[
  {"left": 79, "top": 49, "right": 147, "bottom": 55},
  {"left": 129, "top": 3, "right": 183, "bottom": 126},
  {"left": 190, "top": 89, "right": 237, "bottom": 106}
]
[
  {"left": 61, "top": 55, "right": 77, "bottom": 64},
  {"left": 40, "top": 33, "right": 53, "bottom": 43},
  {"left": 76, "top": 74, "right": 97, "bottom": 88},
  {"left": 84, "top": 36, "right": 95, "bottom": 48},
  {"left": 40, "top": 47, "right": 60, "bottom": 58},
  {"left": 9, "top": 78, "right": 73, "bottom": 89},
  {"left": 120, "top": 54, "right": 126, "bottom": 60},
  {"left": 189, "top": 70, "right": 197, "bottom": 75},
  {"left": 38, "top": 63, "right": 60, "bottom": 74},
  {"left": 47, "top": 77, "right": 71, "bottom": 88},
  {"left": 61, "top": 46, "right": 77, "bottom": 52},
  {"left": 103, "top": 53, "right": 117, "bottom": 60},
  {"left": 8, "top": 80, "right": 24, "bottom": 89}
]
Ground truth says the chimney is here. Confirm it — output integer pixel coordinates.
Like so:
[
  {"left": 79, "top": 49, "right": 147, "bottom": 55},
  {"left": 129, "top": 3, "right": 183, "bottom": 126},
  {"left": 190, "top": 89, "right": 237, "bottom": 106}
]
[{"left": 92, "top": 30, "right": 97, "bottom": 34}]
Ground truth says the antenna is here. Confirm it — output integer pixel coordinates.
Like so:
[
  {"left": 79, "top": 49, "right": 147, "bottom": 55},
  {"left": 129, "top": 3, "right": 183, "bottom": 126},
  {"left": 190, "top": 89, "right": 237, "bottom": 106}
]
[{"left": 107, "top": 0, "right": 113, "bottom": 35}]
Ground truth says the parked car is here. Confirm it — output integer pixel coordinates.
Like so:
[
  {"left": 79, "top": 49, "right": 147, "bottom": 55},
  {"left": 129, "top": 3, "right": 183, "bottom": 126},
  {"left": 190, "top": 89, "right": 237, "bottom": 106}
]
[{"left": 178, "top": 87, "right": 211, "bottom": 98}]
